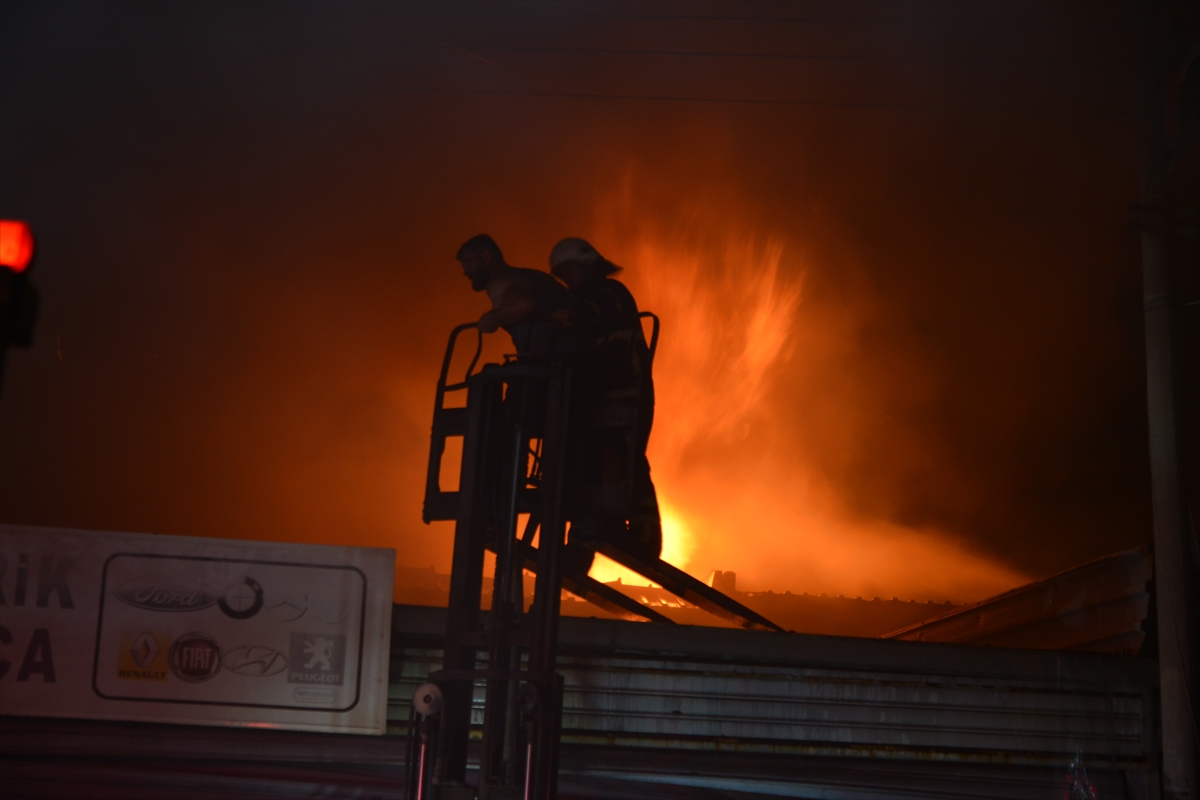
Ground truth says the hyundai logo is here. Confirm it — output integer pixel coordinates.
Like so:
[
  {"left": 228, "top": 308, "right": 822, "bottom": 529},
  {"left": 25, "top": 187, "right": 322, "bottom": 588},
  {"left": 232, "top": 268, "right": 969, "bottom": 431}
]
[{"left": 223, "top": 646, "right": 287, "bottom": 677}]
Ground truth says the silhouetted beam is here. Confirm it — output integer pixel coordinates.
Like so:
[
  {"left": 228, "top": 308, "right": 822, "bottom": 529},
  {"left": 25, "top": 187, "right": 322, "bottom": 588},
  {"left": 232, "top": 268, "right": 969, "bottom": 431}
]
[
  {"left": 592, "top": 544, "right": 785, "bottom": 632},
  {"left": 561, "top": 570, "right": 676, "bottom": 625},
  {"left": 486, "top": 543, "right": 674, "bottom": 624}
]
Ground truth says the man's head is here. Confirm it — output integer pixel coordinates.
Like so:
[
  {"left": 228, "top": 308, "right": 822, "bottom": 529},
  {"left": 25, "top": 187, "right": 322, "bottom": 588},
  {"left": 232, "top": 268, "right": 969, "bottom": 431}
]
[
  {"left": 457, "top": 234, "right": 505, "bottom": 291},
  {"left": 549, "top": 237, "right": 619, "bottom": 290}
]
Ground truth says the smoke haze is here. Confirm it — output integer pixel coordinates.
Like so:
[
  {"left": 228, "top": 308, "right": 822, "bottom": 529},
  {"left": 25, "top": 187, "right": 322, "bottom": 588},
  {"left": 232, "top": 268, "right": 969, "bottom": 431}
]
[{"left": 1, "top": 1, "right": 1151, "bottom": 606}]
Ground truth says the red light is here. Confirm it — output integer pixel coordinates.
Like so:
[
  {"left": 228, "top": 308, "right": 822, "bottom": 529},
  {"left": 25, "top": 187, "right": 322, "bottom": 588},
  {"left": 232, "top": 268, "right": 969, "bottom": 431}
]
[{"left": 0, "top": 220, "right": 35, "bottom": 272}]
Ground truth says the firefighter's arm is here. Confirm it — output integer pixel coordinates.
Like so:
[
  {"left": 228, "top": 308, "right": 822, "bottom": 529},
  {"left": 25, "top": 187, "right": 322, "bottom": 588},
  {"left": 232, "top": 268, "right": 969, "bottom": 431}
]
[{"left": 478, "top": 281, "right": 537, "bottom": 333}]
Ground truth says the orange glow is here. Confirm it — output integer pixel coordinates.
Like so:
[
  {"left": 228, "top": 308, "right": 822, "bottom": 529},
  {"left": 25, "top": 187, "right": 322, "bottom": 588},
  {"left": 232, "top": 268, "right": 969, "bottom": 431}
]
[
  {"left": 193, "top": 172, "right": 1031, "bottom": 610},
  {"left": 0, "top": 220, "right": 35, "bottom": 272},
  {"left": 583, "top": 180, "right": 1028, "bottom": 603},
  {"left": 589, "top": 498, "right": 694, "bottom": 586}
]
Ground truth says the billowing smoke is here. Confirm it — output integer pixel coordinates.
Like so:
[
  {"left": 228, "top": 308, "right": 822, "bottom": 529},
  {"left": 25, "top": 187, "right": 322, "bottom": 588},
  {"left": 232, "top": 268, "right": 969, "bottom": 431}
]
[{"left": 581, "top": 178, "right": 1027, "bottom": 601}]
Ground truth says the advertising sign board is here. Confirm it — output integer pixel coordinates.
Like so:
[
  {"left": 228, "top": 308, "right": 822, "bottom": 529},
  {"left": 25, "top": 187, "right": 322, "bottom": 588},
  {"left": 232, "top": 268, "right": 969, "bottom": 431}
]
[{"left": 0, "top": 525, "right": 394, "bottom": 734}]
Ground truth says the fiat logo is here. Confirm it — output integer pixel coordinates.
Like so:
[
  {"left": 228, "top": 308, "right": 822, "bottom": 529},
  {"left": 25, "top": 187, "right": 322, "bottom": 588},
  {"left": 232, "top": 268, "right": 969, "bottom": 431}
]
[{"left": 168, "top": 633, "right": 222, "bottom": 682}]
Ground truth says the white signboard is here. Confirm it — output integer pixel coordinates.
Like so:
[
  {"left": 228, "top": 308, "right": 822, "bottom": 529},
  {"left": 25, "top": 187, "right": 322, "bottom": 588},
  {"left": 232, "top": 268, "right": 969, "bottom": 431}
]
[{"left": 0, "top": 525, "right": 394, "bottom": 734}]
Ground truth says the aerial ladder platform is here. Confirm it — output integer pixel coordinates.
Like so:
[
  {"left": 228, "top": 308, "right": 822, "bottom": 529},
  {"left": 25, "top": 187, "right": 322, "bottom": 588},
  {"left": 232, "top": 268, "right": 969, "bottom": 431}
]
[{"left": 414, "top": 317, "right": 783, "bottom": 800}]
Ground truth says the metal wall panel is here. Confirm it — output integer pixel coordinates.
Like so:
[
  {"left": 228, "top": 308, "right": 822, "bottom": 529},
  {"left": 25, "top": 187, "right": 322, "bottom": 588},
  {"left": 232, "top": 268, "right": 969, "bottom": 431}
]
[
  {"left": 556, "top": 655, "right": 1149, "bottom": 763},
  {"left": 1, "top": 605, "right": 1160, "bottom": 799},
  {"left": 387, "top": 605, "right": 1160, "bottom": 797}
]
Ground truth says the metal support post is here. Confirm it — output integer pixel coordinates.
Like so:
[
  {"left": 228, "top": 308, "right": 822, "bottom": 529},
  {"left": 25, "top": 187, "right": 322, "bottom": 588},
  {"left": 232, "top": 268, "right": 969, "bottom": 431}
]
[
  {"left": 526, "top": 369, "right": 572, "bottom": 800},
  {"left": 1136, "top": 2, "right": 1197, "bottom": 796},
  {"left": 435, "top": 375, "right": 502, "bottom": 793}
]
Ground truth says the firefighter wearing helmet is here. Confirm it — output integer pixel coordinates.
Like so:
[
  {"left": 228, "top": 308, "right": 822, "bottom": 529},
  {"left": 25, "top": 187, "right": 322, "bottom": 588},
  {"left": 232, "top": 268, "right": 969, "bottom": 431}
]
[{"left": 550, "top": 237, "right": 662, "bottom": 563}]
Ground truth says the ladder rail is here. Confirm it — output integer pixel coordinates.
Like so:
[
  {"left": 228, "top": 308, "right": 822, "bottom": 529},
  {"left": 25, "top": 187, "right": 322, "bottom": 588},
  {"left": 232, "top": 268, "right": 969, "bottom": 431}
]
[
  {"left": 438, "top": 322, "right": 484, "bottom": 394},
  {"left": 491, "top": 539, "right": 676, "bottom": 625},
  {"left": 590, "top": 542, "right": 786, "bottom": 633},
  {"left": 423, "top": 323, "right": 484, "bottom": 524},
  {"left": 639, "top": 311, "right": 659, "bottom": 363}
]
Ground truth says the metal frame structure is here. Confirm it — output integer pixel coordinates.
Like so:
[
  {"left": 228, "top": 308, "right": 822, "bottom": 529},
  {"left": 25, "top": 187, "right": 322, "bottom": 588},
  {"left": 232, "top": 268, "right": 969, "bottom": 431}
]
[{"left": 419, "top": 320, "right": 782, "bottom": 799}]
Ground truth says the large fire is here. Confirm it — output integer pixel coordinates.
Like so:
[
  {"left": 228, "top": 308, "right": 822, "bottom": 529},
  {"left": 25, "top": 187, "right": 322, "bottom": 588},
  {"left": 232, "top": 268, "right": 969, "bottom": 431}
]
[
  {"left": 395, "top": 181, "right": 1029, "bottom": 607},
  {"left": 583, "top": 186, "right": 1028, "bottom": 603}
]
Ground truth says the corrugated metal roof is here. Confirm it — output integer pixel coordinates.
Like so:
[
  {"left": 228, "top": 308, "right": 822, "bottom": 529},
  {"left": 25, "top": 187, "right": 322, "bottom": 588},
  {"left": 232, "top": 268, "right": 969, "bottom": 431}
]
[
  {"left": 882, "top": 547, "right": 1153, "bottom": 653},
  {"left": 594, "top": 583, "right": 963, "bottom": 637}
]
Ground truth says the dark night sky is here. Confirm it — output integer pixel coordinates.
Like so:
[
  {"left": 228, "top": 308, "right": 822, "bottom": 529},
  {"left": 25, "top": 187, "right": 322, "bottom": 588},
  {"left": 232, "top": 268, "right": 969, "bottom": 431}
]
[{"left": 0, "top": 1, "right": 1156, "bottom": 601}]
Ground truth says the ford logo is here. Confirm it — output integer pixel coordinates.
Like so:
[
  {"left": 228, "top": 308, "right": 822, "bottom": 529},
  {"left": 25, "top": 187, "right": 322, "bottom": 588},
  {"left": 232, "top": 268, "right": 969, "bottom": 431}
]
[
  {"left": 115, "top": 579, "right": 219, "bottom": 612},
  {"left": 224, "top": 646, "right": 287, "bottom": 677}
]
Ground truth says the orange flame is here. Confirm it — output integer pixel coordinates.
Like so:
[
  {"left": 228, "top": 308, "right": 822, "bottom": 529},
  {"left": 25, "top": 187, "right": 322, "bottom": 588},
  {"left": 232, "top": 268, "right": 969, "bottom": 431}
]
[{"left": 585, "top": 183, "right": 1027, "bottom": 602}]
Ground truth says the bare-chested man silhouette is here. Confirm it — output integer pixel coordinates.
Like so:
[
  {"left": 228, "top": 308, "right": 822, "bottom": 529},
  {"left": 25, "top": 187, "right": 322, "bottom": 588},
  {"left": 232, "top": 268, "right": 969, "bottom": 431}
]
[{"left": 456, "top": 234, "right": 570, "bottom": 358}]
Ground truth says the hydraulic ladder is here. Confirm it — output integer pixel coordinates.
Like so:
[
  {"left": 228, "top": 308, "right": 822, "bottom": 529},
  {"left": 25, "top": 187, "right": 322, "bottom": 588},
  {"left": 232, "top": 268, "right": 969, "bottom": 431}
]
[{"left": 416, "top": 319, "right": 782, "bottom": 800}]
